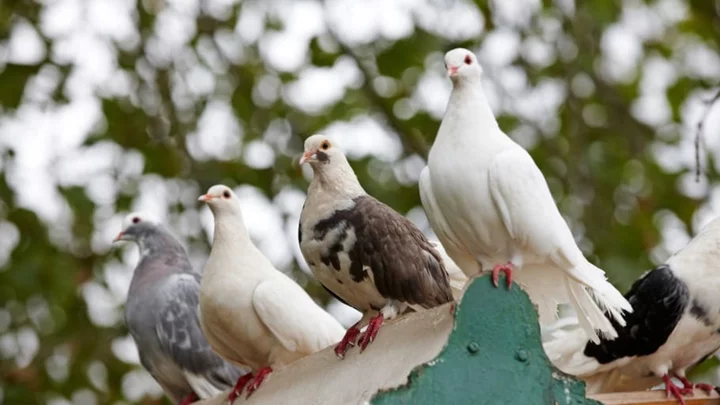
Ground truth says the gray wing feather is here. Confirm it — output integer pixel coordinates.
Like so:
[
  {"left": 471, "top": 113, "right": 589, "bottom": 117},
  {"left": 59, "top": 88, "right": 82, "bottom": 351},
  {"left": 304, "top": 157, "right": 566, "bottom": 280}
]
[{"left": 156, "top": 273, "right": 248, "bottom": 390}]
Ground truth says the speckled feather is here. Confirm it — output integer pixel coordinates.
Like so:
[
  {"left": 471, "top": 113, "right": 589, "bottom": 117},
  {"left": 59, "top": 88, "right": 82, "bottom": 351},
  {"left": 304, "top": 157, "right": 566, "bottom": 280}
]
[{"left": 304, "top": 195, "right": 452, "bottom": 309}]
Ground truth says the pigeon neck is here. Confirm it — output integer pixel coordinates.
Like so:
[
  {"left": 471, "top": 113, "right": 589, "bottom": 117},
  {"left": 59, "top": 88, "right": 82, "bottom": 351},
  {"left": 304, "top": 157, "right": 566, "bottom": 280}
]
[
  {"left": 211, "top": 209, "right": 252, "bottom": 246},
  {"left": 136, "top": 228, "right": 185, "bottom": 258},
  {"left": 448, "top": 80, "right": 499, "bottom": 132},
  {"left": 310, "top": 158, "right": 366, "bottom": 200}
]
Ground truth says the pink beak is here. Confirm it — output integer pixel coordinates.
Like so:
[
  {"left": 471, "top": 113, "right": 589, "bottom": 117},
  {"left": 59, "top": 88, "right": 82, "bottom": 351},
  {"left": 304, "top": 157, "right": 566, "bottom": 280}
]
[
  {"left": 113, "top": 232, "right": 124, "bottom": 243},
  {"left": 447, "top": 66, "right": 458, "bottom": 76},
  {"left": 299, "top": 151, "right": 315, "bottom": 165},
  {"left": 198, "top": 194, "right": 213, "bottom": 202}
]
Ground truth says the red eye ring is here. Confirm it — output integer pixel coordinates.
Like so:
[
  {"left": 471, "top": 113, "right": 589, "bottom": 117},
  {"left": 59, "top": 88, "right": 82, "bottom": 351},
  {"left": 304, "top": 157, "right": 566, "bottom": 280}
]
[
  {"left": 223, "top": 191, "right": 231, "bottom": 199},
  {"left": 464, "top": 55, "right": 472, "bottom": 65}
]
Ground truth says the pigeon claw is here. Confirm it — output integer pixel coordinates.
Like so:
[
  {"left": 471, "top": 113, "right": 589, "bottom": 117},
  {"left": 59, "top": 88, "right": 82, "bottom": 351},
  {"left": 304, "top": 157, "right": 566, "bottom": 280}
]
[
  {"left": 358, "top": 313, "right": 384, "bottom": 353},
  {"left": 491, "top": 263, "right": 513, "bottom": 289},
  {"left": 334, "top": 323, "right": 361, "bottom": 359},
  {"left": 678, "top": 375, "right": 715, "bottom": 395},
  {"left": 227, "top": 373, "right": 253, "bottom": 404},
  {"left": 178, "top": 392, "right": 198, "bottom": 405},
  {"left": 245, "top": 367, "right": 272, "bottom": 399},
  {"left": 662, "top": 374, "right": 688, "bottom": 405}
]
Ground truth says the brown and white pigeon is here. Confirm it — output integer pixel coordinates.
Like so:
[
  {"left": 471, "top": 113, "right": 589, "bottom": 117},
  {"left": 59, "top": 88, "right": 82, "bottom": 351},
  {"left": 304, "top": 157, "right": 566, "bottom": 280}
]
[
  {"left": 419, "top": 47, "right": 632, "bottom": 343},
  {"left": 114, "top": 213, "right": 248, "bottom": 405},
  {"left": 197, "top": 185, "right": 345, "bottom": 403},
  {"left": 298, "top": 134, "right": 454, "bottom": 358}
]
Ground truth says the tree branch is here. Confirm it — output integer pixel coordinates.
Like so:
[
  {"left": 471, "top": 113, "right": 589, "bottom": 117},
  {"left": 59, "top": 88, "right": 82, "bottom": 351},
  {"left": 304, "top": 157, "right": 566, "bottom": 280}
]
[{"left": 695, "top": 88, "right": 720, "bottom": 182}]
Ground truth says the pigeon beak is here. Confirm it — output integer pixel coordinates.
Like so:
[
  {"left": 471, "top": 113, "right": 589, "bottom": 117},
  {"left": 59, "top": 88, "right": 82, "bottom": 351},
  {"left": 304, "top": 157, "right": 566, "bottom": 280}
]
[
  {"left": 299, "top": 151, "right": 316, "bottom": 165},
  {"left": 447, "top": 66, "right": 458, "bottom": 76},
  {"left": 113, "top": 232, "right": 124, "bottom": 243},
  {"left": 198, "top": 194, "right": 213, "bottom": 203}
]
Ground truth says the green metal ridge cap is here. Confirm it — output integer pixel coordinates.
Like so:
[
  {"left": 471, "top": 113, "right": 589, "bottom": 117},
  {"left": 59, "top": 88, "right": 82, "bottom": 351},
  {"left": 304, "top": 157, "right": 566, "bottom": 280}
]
[{"left": 371, "top": 275, "right": 602, "bottom": 405}]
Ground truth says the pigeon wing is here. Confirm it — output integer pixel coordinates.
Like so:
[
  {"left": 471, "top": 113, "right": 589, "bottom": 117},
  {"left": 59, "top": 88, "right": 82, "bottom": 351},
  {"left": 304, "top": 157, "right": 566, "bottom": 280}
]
[
  {"left": 320, "top": 195, "right": 454, "bottom": 309},
  {"left": 156, "top": 273, "right": 248, "bottom": 396},
  {"left": 252, "top": 279, "right": 343, "bottom": 354},
  {"left": 487, "top": 147, "right": 578, "bottom": 267}
]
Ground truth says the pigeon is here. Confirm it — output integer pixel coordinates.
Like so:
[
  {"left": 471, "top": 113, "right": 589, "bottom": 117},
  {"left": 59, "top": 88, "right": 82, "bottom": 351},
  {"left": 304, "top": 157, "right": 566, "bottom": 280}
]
[
  {"left": 545, "top": 217, "right": 720, "bottom": 405},
  {"left": 113, "top": 213, "right": 248, "bottom": 405},
  {"left": 298, "top": 134, "right": 454, "bottom": 358},
  {"left": 419, "top": 47, "right": 632, "bottom": 343},
  {"left": 197, "top": 185, "right": 345, "bottom": 402}
]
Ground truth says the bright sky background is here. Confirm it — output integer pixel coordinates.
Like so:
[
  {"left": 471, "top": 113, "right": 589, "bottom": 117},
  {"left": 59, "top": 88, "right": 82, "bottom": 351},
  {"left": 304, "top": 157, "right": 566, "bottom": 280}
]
[{"left": 2, "top": 0, "right": 720, "bottom": 402}]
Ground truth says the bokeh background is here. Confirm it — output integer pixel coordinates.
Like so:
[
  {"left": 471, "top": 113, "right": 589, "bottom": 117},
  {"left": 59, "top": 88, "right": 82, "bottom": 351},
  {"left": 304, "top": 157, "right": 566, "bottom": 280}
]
[{"left": 1, "top": 0, "right": 719, "bottom": 403}]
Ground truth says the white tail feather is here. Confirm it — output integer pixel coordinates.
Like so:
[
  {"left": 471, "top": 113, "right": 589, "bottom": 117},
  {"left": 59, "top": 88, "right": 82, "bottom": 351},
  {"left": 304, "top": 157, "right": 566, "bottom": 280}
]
[
  {"left": 542, "top": 319, "right": 603, "bottom": 377},
  {"left": 561, "top": 260, "right": 632, "bottom": 341}
]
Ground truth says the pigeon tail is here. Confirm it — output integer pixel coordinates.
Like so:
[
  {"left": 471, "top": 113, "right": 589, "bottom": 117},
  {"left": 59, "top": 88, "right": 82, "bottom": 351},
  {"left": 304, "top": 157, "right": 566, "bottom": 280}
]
[{"left": 560, "top": 259, "right": 632, "bottom": 343}]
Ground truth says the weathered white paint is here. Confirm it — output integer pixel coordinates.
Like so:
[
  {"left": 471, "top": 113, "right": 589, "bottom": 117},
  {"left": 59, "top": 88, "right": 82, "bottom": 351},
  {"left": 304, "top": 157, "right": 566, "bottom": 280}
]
[{"left": 195, "top": 303, "right": 454, "bottom": 405}]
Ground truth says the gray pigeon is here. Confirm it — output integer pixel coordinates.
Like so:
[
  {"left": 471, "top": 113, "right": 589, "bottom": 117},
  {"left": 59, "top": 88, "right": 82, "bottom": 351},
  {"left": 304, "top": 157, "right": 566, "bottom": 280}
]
[
  {"left": 114, "top": 212, "right": 248, "bottom": 405},
  {"left": 298, "top": 134, "right": 453, "bottom": 358}
]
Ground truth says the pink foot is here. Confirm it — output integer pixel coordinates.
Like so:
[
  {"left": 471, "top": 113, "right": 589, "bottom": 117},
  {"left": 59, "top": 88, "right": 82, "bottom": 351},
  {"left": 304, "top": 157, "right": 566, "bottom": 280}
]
[
  {"left": 663, "top": 374, "right": 689, "bottom": 405},
  {"left": 678, "top": 375, "right": 715, "bottom": 395},
  {"left": 227, "top": 373, "right": 253, "bottom": 404},
  {"left": 491, "top": 263, "right": 513, "bottom": 289},
  {"left": 334, "top": 322, "right": 362, "bottom": 359},
  {"left": 178, "top": 392, "right": 198, "bottom": 405},
  {"left": 358, "top": 313, "right": 384, "bottom": 352},
  {"left": 245, "top": 366, "right": 273, "bottom": 399},
  {"left": 449, "top": 303, "right": 455, "bottom": 315}
]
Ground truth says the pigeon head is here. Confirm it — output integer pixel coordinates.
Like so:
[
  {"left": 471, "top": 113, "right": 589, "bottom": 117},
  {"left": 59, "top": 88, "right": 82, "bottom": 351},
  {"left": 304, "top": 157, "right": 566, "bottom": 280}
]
[
  {"left": 444, "top": 48, "right": 482, "bottom": 82},
  {"left": 113, "top": 212, "right": 160, "bottom": 243},
  {"left": 299, "top": 134, "right": 342, "bottom": 167},
  {"left": 198, "top": 185, "right": 242, "bottom": 215},
  {"left": 299, "top": 134, "right": 365, "bottom": 197}
]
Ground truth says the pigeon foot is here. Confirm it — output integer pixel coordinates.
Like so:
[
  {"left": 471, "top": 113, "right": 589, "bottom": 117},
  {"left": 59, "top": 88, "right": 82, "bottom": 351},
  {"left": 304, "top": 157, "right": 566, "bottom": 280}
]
[
  {"left": 228, "top": 373, "right": 254, "bottom": 404},
  {"left": 678, "top": 375, "right": 715, "bottom": 395},
  {"left": 178, "top": 392, "right": 198, "bottom": 405},
  {"left": 491, "top": 263, "right": 513, "bottom": 289},
  {"left": 662, "top": 374, "right": 689, "bottom": 405},
  {"left": 358, "top": 313, "right": 384, "bottom": 352},
  {"left": 334, "top": 322, "right": 362, "bottom": 359},
  {"left": 245, "top": 367, "right": 273, "bottom": 399}
]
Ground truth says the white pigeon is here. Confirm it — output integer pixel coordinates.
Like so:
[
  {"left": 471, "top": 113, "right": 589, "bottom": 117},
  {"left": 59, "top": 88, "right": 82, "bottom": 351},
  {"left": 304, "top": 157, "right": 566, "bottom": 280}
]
[
  {"left": 545, "top": 217, "right": 720, "bottom": 404},
  {"left": 298, "top": 135, "right": 454, "bottom": 358},
  {"left": 197, "top": 185, "right": 345, "bottom": 403},
  {"left": 419, "top": 47, "right": 632, "bottom": 343}
]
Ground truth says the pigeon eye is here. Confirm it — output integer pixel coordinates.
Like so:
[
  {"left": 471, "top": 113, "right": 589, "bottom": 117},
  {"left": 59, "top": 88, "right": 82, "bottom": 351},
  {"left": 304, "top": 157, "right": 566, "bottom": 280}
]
[
  {"left": 464, "top": 55, "right": 472, "bottom": 65},
  {"left": 132, "top": 217, "right": 140, "bottom": 224},
  {"left": 321, "top": 142, "right": 330, "bottom": 150},
  {"left": 223, "top": 191, "right": 231, "bottom": 199}
]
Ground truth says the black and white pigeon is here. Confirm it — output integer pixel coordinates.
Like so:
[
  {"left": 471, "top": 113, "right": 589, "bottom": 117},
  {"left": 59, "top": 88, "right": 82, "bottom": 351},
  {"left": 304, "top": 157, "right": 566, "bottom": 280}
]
[
  {"left": 113, "top": 213, "right": 248, "bottom": 405},
  {"left": 298, "top": 134, "right": 454, "bottom": 358},
  {"left": 544, "top": 217, "right": 720, "bottom": 404}
]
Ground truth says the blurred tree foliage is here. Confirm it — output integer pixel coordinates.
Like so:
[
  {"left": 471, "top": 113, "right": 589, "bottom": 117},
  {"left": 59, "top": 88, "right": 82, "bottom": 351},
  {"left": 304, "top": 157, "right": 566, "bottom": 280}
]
[{"left": 0, "top": 0, "right": 719, "bottom": 404}]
